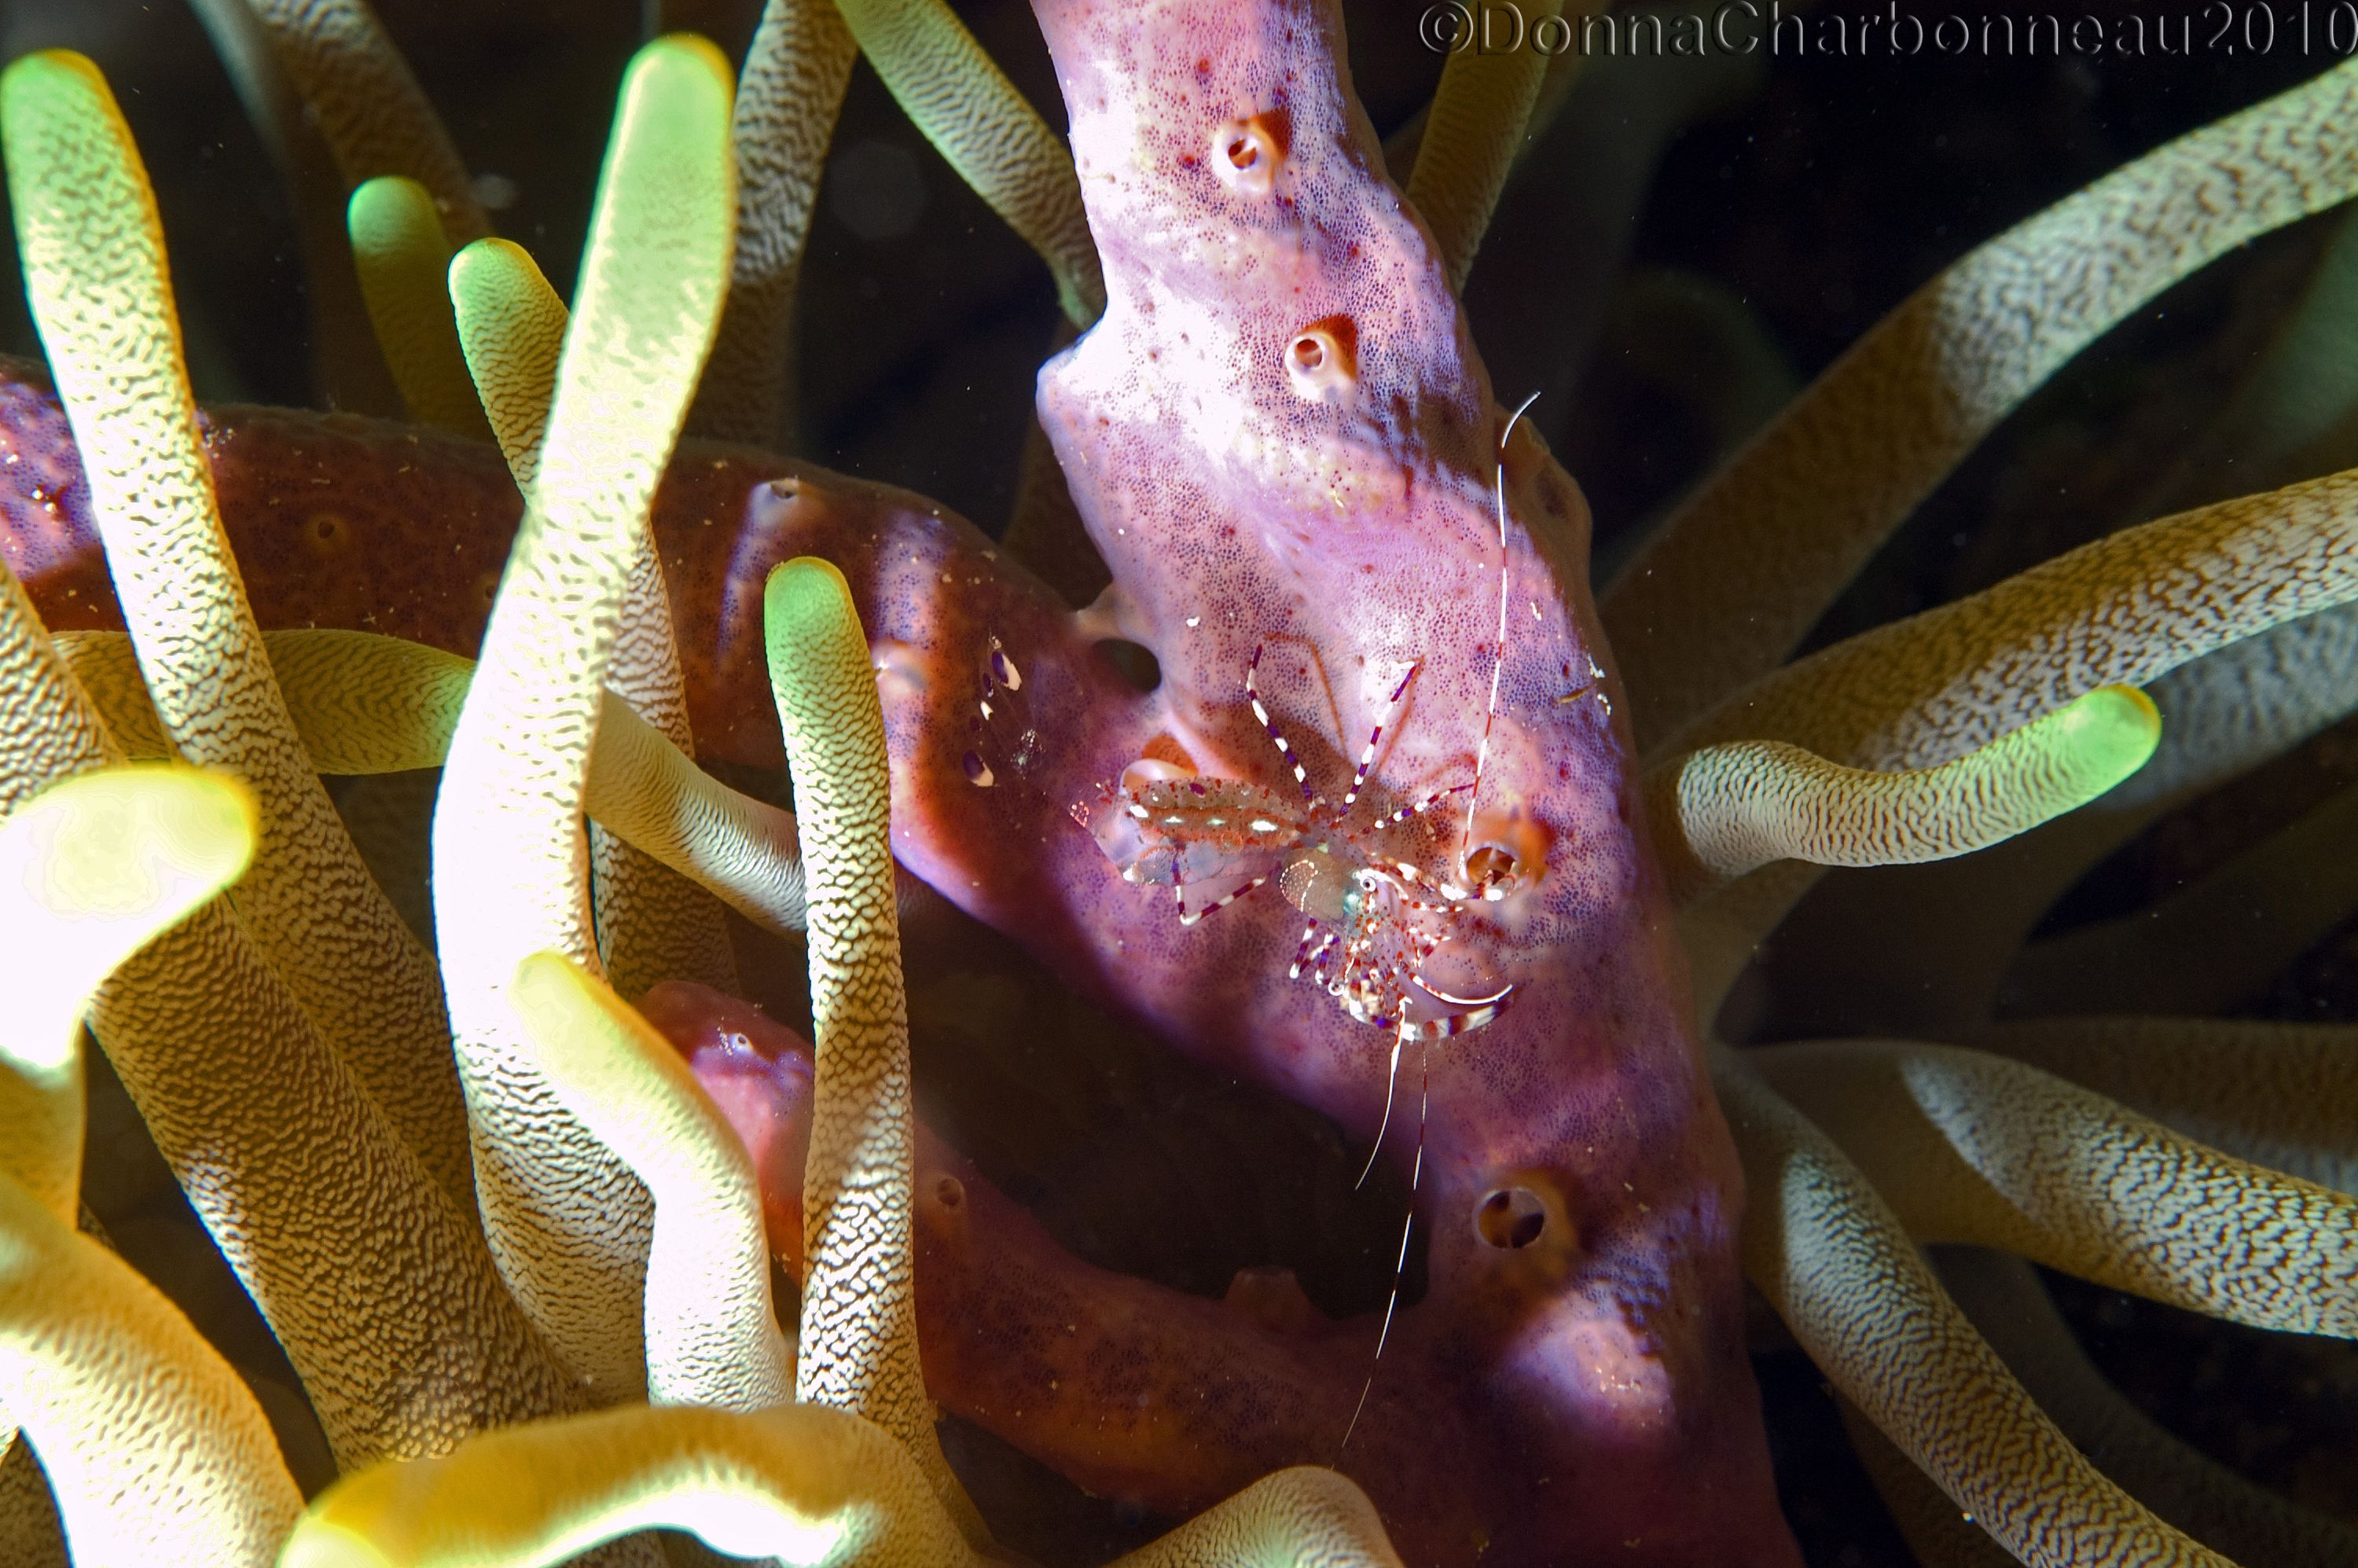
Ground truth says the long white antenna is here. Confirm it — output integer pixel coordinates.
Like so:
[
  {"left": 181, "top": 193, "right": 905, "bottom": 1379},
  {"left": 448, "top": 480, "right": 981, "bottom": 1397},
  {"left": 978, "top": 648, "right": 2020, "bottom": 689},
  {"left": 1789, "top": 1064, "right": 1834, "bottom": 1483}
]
[{"left": 1460, "top": 391, "right": 1543, "bottom": 860}]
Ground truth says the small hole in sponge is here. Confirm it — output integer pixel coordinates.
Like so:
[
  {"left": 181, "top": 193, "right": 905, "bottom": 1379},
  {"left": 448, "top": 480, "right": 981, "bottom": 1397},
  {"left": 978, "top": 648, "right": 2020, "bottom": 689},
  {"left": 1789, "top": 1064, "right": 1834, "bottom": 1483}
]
[
  {"left": 1096, "top": 638, "right": 1162, "bottom": 693},
  {"left": 303, "top": 512, "right": 351, "bottom": 558},
  {"left": 1463, "top": 844, "right": 1518, "bottom": 898},
  {"left": 1285, "top": 315, "right": 1357, "bottom": 401},
  {"left": 1210, "top": 112, "right": 1287, "bottom": 195},
  {"left": 1476, "top": 1187, "right": 1547, "bottom": 1249},
  {"left": 932, "top": 1175, "right": 964, "bottom": 1210}
]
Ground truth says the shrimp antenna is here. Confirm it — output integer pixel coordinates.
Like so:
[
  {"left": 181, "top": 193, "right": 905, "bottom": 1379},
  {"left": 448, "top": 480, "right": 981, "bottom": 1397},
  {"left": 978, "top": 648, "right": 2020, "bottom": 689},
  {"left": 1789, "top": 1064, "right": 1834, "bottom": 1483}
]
[
  {"left": 1354, "top": 1023, "right": 1407, "bottom": 1190},
  {"left": 1342, "top": 1034, "right": 1432, "bottom": 1450},
  {"left": 1460, "top": 390, "right": 1543, "bottom": 860}
]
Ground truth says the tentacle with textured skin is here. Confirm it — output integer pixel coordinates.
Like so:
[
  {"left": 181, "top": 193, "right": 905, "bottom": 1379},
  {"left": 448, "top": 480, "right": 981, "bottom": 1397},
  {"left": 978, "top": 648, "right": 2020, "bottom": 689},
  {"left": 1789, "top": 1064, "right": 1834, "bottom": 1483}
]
[
  {"left": 1604, "top": 57, "right": 2358, "bottom": 746},
  {"left": 1107, "top": 1468, "right": 1404, "bottom": 1568},
  {"left": 1647, "top": 685, "right": 2158, "bottom": 905},
  {"left": 1727, "top": 600, "right": 2358, "bottom": 1040},
  {"left": 444, "top": 224, "right": 738, "bottom": 1001},
  {"left": 0, "top": 765, "right": 296, "bottom": 1568},
  {"left": 1975, "top": 1016, "right": 2358, "bottom": 1199},
  {"left": 54, "top": 629, "right": 811, "bottom": 938},
  {"left": 428, "top": 35, "right": 736, "bottom": 1397},
  {"left": 276, "top": 1402, "right": 977, "bottom": 1568},
  {"left": 234, "top": 0, "right": 488, "bottom": 242},
  {"left": 0, "top": 768, "right": 256, "bottom": 1222},
  {"left": 509, "top": 953, "right": 792, "bottom": 1411},
  {"left": 1937, "top": 1247, "right": 2358, "bottom": 1567},
  {"left": 831, "top": 0, "right": 1104, "bottom": 325},
  {"left": 1674, "top": 464, "right": 2358, "bottom": 1019},
  {"left": 0, "top": 559, "right": 582, "bottom": 1467},
  {"left": 1751, "top": 1039, "right": 2358, "bottom": 1337},
  {"left": 689, "top": 0, "right": 860, "bottom": 448},
  {"left": 448, "top": 239, "right": 566, "bottom": 489},
  {"left": 1404, "top": 0, "right": 1566, "bottom": 293},
  {"left": 1712, "top": 1051, "right": 2229, "bottom": 1568},
  {"left": 0, "top": 1170, "right": 299, "bottom": 1568},
  {"left": 182, "top": 0, "right": 398, "bottom": 414},
  {"left": 346, "top": 175, "right": 490, "bottom": 437},
  {"left": 2, "top": 46, "right": 472, "bottom": 1212},
  {"left": 1835, "top": 1398, "right": 2019, "bottom": 1568},
  {"left": 762, "top": 556, "right": 982, "bottom": 1544}
]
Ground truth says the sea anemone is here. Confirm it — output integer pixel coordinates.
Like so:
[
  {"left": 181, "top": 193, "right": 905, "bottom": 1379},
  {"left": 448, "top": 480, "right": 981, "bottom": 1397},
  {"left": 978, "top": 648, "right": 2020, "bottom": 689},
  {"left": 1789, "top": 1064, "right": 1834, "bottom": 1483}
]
[{"left": 1, "top": 2, "right": 2355, "bottom": 1565}]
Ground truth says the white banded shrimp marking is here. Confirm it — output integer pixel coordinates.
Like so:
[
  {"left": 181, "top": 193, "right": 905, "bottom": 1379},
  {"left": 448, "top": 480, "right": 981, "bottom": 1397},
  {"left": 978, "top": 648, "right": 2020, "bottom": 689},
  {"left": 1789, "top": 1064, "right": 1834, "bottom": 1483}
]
[{"left": 1085, "top": 395, "right": 1550, "bottom": 1451}]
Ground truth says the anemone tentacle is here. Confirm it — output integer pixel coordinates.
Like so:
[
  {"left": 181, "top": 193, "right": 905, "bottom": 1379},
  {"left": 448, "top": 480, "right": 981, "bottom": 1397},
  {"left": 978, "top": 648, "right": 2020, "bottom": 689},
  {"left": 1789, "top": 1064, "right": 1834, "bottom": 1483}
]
[
  {"left": 688, "top": 0, "right": 860, "bottom": 449},
  {"left": 1607, "top": 56, "right": 2358, "bottom": 745},
  {"left": 54, "top": 627, "right": 813, "bottom": 938},
  {"left": 428, "top": 35, "right": 737, "bottom": 1397},
  {"left": 1678, "top": 463, "right": 2358, "bottom": 1016},
  {"left": 761, "top": 556, "right": 984, "bottom": 1542},
  {"left": 1713, "top": 1052, "right": 2230, "bottom": 1568},
  {"left": 509, "top": 953, "right": 793, "bottom": 1411},
  {"left": 831, "top": 0, "right": 1103, "bottom": 325},
  {"left": 1648, "top": 684, "right": 2159, "bottom": 904},
  {"left": 2, "top": 46, "right": 474, "bottom": 1211},
  {"left": 231, "top": 0, "right": 488, "bottom": 243},
  {"left": 1404, "top": 0, "right": 1570, "bottom": 294},
  {"left": 346, "top": 174, "right": 489, "bottom": 438}
]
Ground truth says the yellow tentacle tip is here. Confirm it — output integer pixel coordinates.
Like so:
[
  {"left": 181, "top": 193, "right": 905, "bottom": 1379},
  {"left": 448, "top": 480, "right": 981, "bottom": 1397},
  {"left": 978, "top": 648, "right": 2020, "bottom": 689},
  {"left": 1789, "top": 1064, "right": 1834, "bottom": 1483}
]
[
  {"left": 507, "top": 949, "right": 663, "bottom": 1105},
  {"left": 0, "top": 766, "right": 256, "bottom": 1073},
  {"left": 2, "top": 764, "right": 256, "bottom": 927},
  {"left": 629, "top": 32, "right": 736, "bottom": 118},
  {"left": 2050, "top": 683, "right": 2162, "bottom": 786}
]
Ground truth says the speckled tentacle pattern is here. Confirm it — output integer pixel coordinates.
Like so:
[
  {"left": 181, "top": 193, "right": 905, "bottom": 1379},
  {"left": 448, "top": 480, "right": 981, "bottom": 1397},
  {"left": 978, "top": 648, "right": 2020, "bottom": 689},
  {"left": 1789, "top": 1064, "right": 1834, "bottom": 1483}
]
[
  {"left": 346, "top": 174, "right": 489, "bottom": 436},
  {"left": 449, "top": 239, "right": 567, "bottom": 488},
  {"left": 690, "top": 0, "right": 859, "bottom": 447},
  {"left": 0, "top": 768, "right": 302, "bottom": 1568},
  {"left": 237, "top": 0, "right": 489, "bottom": 242},
  {"left": 55, "top": 626, "right": 812, "bottom": 938},
  {"left": 509, "top": 953, "right": 792, "bottom": 1412},
  {"left": 1713, "top": 1052, "right": 2231, "bottom": 1568},
  {"left": 1404, "top": 0, "right": 1566, "bottom": 292},
  {"left": 0, "top": 61, "right": 579, "bottom": 1466},
  {"left": 1754, "top": 1040, "right": 2358, "bottom": 1337},
  {"left": 1676, "top": 462, "right": 2358, "bottom": 1018},
  {"left": 429, "top": 35, "right": 736, "bottom": 1396},
  {"left": 1977, "top": 1016, "right": 2358, "bottom": 1198},
  {"left": 1607, "top": 57, "right": 2358, "bottom": 745},
  {"left": 834, "top": 0, "right": 1103, "bottom": 325},
  {"left": 1648, "top": 684, "right": 2158, "bottom": 903},
  {"left": 762, "top": 557, "right": 982, "bottom": 1543},
  {"left": 2, "top": 46, "right": 474, "bottom": 1213}
]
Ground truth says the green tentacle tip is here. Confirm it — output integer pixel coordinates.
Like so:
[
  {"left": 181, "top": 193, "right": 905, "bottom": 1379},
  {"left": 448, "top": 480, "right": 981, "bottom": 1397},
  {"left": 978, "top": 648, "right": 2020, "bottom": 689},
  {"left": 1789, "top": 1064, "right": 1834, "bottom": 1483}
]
[
  {"left": 347, "top": 174, "right": 446, "bottom": 263},
  {"left": 2048, "top": 683, "right": 2162, "bottom": 791},
  {"left": 347, "top": 174, "right": 490, "bottom": 435},
  {"left": 623, "top": 31, "right": 736, "bottom": 145},
  {"left": 0, "top": 47, "right": 105, "bottom": 128},
  {"left": 0, "top": 50, "right": 130, "bottom": 215},
  {"left": 762, "top": 556, "right": 865, "bottom": 668}
]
